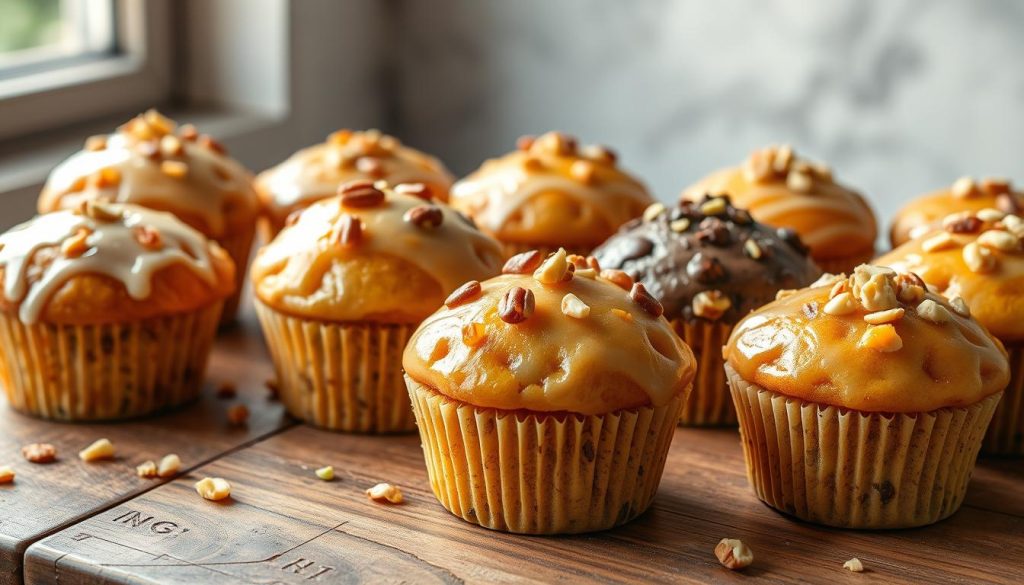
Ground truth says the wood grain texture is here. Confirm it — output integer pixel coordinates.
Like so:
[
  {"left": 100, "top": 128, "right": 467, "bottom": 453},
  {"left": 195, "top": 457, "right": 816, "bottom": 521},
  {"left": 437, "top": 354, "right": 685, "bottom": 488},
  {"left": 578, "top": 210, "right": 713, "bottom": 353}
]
[
  {"left": 0, "top": 309, "right": 291, "bottom": 585},
  {"left": 22, "top": 424, "right": 1024, "bottom": 584}
]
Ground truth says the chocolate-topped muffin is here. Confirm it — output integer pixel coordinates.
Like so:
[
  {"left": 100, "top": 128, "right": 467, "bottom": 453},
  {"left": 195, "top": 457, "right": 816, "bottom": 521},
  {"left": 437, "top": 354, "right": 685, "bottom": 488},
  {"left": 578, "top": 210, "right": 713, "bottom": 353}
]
[{"left": 593, "top": 193, "right": 821, "bottom": 425}]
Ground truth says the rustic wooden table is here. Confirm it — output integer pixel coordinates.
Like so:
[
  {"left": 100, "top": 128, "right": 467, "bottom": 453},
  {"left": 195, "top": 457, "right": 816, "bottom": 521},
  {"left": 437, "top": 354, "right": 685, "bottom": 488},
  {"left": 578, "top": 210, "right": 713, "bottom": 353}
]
[{"left": 3, "top": 310, "right": 1023, "bottom": 584}]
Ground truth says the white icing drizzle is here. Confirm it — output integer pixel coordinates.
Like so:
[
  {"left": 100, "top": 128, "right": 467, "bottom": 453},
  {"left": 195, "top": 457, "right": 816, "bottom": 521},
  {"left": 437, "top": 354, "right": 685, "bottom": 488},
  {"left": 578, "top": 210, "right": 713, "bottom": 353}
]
[
  {"left": 451, "top": 165, "right": 650, "bottom": 233},
  {"left": 40, "top": 131, "right": 258, "bottom": 237},
  {"left": 0, "top": 205, "right": 221, "bottom": 324}
]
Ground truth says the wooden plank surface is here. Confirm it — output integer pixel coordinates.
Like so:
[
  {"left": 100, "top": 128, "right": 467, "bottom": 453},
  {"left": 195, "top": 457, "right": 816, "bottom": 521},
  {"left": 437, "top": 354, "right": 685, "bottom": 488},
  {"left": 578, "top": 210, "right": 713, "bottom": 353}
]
[
  {"left": 22, "top": 423, "right": 1024, "bottom": 584},
  {"left": 0, "top": 310, "right": 291, "bottom": 585}
]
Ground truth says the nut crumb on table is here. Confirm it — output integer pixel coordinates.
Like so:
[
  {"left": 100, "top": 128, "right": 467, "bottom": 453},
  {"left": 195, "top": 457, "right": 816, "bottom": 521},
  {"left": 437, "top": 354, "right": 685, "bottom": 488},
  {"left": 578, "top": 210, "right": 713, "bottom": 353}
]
[
  {"left": 227, "top": 404, "right": 249, "bottom": 425},
  {"left": 844, "top": 558, "right": 865, "bottom": 572},
  {"left": 195, "top": 477, "right": 232, "bottom": 501},
  {"left": 157, "top": 453, "right": 181, "bottom": 477},
  {"left": 366, "top": 482, "right": 403, "bottom": 504},
  {"left": 78, "top": 438, "right": 115, "bottom": 462},
  {"left": 22, "top": 443, "right": 56, "bottom": 463},
  {"left": 315, "top": 466, "right": 334, "bottom": 481},
  {"left": 715, "top": 538, "right": 754, "bottom": 570},
  {"left": 136, "top": 461, "right": 157, "bottom": 478},
  {"left": 0, "top": 466, "right": 14, "bottom": 484}
]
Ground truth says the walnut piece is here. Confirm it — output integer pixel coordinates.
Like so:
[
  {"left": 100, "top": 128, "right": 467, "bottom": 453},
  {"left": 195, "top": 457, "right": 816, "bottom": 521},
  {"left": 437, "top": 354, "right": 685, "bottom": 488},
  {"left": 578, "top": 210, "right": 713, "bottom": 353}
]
[
  {"left": 136, "top": 461, "right": 158, "bottom": 478},
  {"left": 0, "top": 466, "right": 14, "bottom": 484},
  {"left": 715, "top": 538, "right": 754, "bottom": 570},
  {"left": 22, "top": 443, "right": 56, "bottom": 464},
  {"left": 195, "top": 477, "right": 232, "bottom": 501},
  {"left": 843, "top": 558, "right": 865, "bottom": 573},
  {"left": 366, "top": 482, "right": 404, "bottom": 504}
]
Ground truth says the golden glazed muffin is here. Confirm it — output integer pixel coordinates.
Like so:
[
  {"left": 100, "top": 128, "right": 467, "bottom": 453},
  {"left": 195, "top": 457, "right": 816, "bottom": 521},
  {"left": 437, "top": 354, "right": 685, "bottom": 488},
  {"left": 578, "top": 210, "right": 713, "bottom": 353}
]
[
  {"left": 0, "top": 202, "right": 235, "bottom": 421},
  {"left": 251, "top": 180, "right": 503, "bottom": 433},
  {"left": 403, "top": 249, "right": 697, "bottom": 534},
  {"left": 724, "top": 265, "right": 1009, "bottom": 528},
  {"left": 889, "top": 177, "right": 1024, "bottom": 247},
  {"left": 593, "top": 194, "right": 821, "bottom": 425},
  {"left": 255, "top": 129, "right": 454, "bottom": 239},
  {"left": 37, "top": 110, "right": 259, "bottom": 323},
  {"left": 878, "top": 208, "right": 1024, "bottom": 455},
  {"left": 682, "top": 145, "right": 877, "bottom": 274},
  {"left": 449, "top": 132, "right": 654, "bottom": 258}
]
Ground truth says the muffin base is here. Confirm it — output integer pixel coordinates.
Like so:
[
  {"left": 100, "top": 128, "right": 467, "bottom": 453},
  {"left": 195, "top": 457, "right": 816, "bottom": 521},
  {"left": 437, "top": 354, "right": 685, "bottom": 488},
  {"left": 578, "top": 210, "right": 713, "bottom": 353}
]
[
  {"left": 406, "top": 375, "right": 685, "bottom": 534},
  {"left": 216, "top": 225, "right": 256, "bottom": 325},
  {"left": 0, "top": 302, "right": 222, "bottom": 421},
  {"left": 982, "top": 341, "right": 1024, "bottom": 456},
  {"left": 726, "top": 364, "right": 999, "bottom": 529},
  {"left": 255, "top": 300, "right": 415, "bottom": 433},
  {"left": 813, "top": 247, "right": 875, "bottom": 276},
  {"left": 500, "top": 241, "right": 594, "bottom": 261},
  {"left": 673, "top": 318, "right": 734, "bottom": 426}
]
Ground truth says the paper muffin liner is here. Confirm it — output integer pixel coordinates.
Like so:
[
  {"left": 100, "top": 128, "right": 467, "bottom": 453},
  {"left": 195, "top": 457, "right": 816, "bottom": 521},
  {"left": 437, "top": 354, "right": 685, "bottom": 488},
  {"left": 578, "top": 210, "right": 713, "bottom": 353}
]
[
  {"left": 255, "top": 300, "right": 415, "bottom": 433},
  {"left": 0, "top": 302, "right": 222, "bottom": 421},
  {"left": 672, "top": 318, "right": 734, "bottom": 426},
  {"left": 214, "top": 225, "right": 256, "bottom": 324},
  {"left": 726, "top": 364, "right": 999, "bottom": 528},
  {"left": 814, "top": 247, "right": 875, "bottom": 276},
  {"left": 406, "top": 375, "right": 685, "bottom": 534},
  {"left": 500, "top": 241, "right": 593, "bottom": 261},
  {"left": 982, "top": 341, "right": 1024, "bottom": 456}
]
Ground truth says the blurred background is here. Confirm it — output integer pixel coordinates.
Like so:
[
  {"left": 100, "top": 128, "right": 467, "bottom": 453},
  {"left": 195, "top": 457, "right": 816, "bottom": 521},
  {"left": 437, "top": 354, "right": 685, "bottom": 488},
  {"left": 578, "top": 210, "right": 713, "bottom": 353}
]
[{"left": 1, "top": 0, "right": 1023, "bottom": 237}]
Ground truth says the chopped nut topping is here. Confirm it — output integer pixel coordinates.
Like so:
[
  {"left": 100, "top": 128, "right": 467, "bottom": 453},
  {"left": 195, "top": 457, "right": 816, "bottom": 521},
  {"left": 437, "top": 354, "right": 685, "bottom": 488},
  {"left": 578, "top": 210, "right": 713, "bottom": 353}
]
[
  {"left": 786, "top": 170, "right": 813, "bottom": 192},
  {"left": 743, "top": 238, "right": 763, "bottom": 260},
  {"left": 630, "top": 282, "right": 664, "bottom": 317},
  {"left": 532, "top": 131, "right": 577, "bottom": 156},
  {"left": 83, "top": 201, "right": 121, "bottom": 222},
  {"left": 715, "top": 538, "right": 753, "bottom": 571},
  {"left": 461, "top": 322, "right": 487, "bottom": 347},
  {"left": 916, "top": 299, "right": 951, "bottom": 324},
  {"left": 951, "top": 176, "right": 977, "bottom": 199},
  {"left": 498, "top": 286, "right": 536, "bottom": 324},
  {"left": 143, "top": 109, "right": 174, "bottom": 135},
  {"left": 338, "top": 182, "right": 385, "bottom": 207},
  {"left": 570, "top": 160, "right": 596, "bottom": 184},
  {"left": 894, "top": 275, "right": 925, "bottom": 304},
  {"left": 743, "top": 148, "right": 775, "bottom": 183},
  {"left": 858, "top": 324, "right": 902, "bottom": 352},
  {"left": 611, "top": 308, "right": 633, "bottom": 322},
  {"left": 315, "top": 466, "right": 335, "bottom": 481},
  {"left": 366, "top": 482, "right": 404, "bottom": 504},
  {"left": 963, "top": 241, "right": 996, "bottom": 273},
  {"left": 216, "top": 382, "right": 237, "bottom": 399},
  {"left": 133, "top": 225, "right": 163, "bottom": 250},
  {"left": 699, "top": 197, "right": 727, "bottom": 216},
  {"left": 692, "top": 290, "right": 730, "bottom": 320},
  {"left": 157, "top": 453, "right": 181, "bottom": 478},
  {"left": 828, "top": 280, "right": 848, "bottom": 299},
  {"left": 404, "top": 205, "right": 444, "bottom": 229},
  {"left": 574, "top": 268, "right": 597, "bottom": 279},
  {"left": 908, "top": 224, "right": 932, "bottom": 240},
  {"left": 601, "top": 269, "right": 633, "bottom": 291},
  {"left": 85, "top": 135, "right": 107, "bottom": 151},
  {"left": 851, "top": 266, "right": 898, "bottom": 312},
  {"left": 227, "top": 404, "right": 249, "bottom": 426},
  {"left": 328, "top": 129, "right": 353, "bottom": 144},
  {"left": 160, "top": 160, "right": 189, "bottom": 179},
  {"left": 445, "top": 280, "right": 482, "bottom": 308},
  {"left": 179, "top": 124, "right": 199, "bottom": 141},
  {"left": 772, "top": 145, "right": 794, "bottom": 173},
  {"left": 843, "top": 558, "right": 865, "bottom": 573},
  {"left": 812, "top": 273, "right": 846, "bottom": 289},
  {"left": 0, "top": 466, "right": 15, "bottom": 484},
  {"left": 522, "top": 156, "right": 544, "bottom": 171},
  {"left": 949, "top": 296, "right": 971, "bottom": 317},
  {"left": 669, "top": 218, "right": 691, "bottom": 233},
  {"left": 534, "top": 248, "right": 572, "bottom": 285},
  {"left": 330, "top": 214, "right": 363, "bottom": 248},
  {"left": 823, "top": 292, "right": 858, "bottom": 316},
  {"left": 977, "top": 208, "right": 1006, "bottom": 222},
  {"left": 394, "top": 183, "right": 433, "bottom": 200},
  {"left": 160, "top": 134, "right": 184, "bottom": 157},
  {"left": 981, "top": 177, "right": 1011, "bottom": 195},
  {"left": 921, "top": 232, "right": 957, "bottom": 253},
  {"left": 580, "top": 144, "right": 617, "bottom": 165},
  {"left": 136, "top": 461, "right": 157, "bottom": 478},
  {"left": 864, "top": 307, "right": 904, "bottom": 325},
  {"left": 195, "top": 477, "right": 232, "bottom": 501},
  {"left": 977, "top": 229, "right": 1020, "bottom": 252},
  {"left": 561, "top": 293, "right": 591, "bottom": 319},
  {"left": 502, "top": 250, "right": 543, "bottom": 275},
  {"left": 775, "top": 289, "right": 797, "bottom": 300},
  {"left": 356, "top": 156, "right": 386, "bottom": 178},
  {"left": 22, "top": 443, "right": 56, "bottom": 464},
  {"left": 79, "top": 438, "right": 115, "bottom": 462},
  {"left": 643, "top": 202, "right": 666, "bottom": 222},
  {"left": 61, "top": 228, "right": 92, "bottom": 258},
  {"left": 943, "top": 213, "right": 982, "bottom": 235},
  {"left": 199, "top": 135, "right": 227, "bottom": 155}
]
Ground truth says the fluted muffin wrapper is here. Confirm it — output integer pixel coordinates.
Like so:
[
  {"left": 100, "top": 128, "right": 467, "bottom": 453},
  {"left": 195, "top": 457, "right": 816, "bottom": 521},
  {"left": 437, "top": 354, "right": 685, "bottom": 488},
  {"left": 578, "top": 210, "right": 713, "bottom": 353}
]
[
  {"left": 0, "top": 302, "right": 222, "bottom": 421},
  {"left": 982, "top": 341, "right": 1024, "bottom": 456},
  {"left": 215, "top": 224, "right": 256, "bottom": 324},
  {"left": 814, "top": 247, "right": 875, "bottom": 277},
  {"left": 406, "top": 375, "right": 685, "bottom": 534},
  {"left": 500, "top": 241, "right": 593, "bottom": 261},
  {"left": 726, "top": 364, "right": 999, "bottom": 529},
  {"left": 255, "top": 300, "right": 415, "bottom": 433},
  {"left": 672, "top": 318, "right": 734, "bottom": 426}
]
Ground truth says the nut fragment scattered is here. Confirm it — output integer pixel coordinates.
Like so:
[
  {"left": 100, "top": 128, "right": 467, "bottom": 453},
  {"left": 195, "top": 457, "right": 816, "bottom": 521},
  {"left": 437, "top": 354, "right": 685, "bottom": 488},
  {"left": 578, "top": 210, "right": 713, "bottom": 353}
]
[
  {"left": 461, "top": 322, "right": 487, "bottom": 347},
  {"left": 338, "top": 182, "right": 385, "bottom": 208},
  {"left": 561, "top": 293, "right": 591, "bottom": 319},
  {"left": 61, "top": 228, "right": 91, "bottom": 258},
  {"left": 977, "top": 229, "right": 1019, "bottom": 252},
  {"left": 498, "top": 286, "right": 536, "bottom": 324},
  {"left": 160, "top": 134, "right": 184, "bottom": 156},
  {"left": 916, "top": 299, "right": 951, "bottom": 324},
  {"left": 944, "top": 213, "right": 982, "bottom": 234},
  {"left": 714, "top": 538, "right": 754, "bottom": 571},
  {"left": 951, "top": 176, "right": 977, "bottom": 198},
  {"left": 445, "top": 280, "right": 482, "bottom": 308},
  {"left": 79, "top": 438, "right": 115, "bottom": 462},
  {"left": 0, "top": 466, "right": 14, "bottom": 484},
  {"left": 600, "top": 269, "right": 633, "bottom": 291},
  {"left": 823, "top": 292, "right": 858, "bottom": 316},
  {"left": 864, "top": 307, "right": 904, "bottom": 325},
  {"left": 534, "top": 248, "right": 572, "bottom": 285},
  {"left": 643, "top": 202, "right": 666, "bottom": 222},
  {"left": 858, "top": 324, "right": 903, "bottom": 353},
  {"left": 195, "top": 477, "right": 232, "bottom": 501},
  {"left": 83, "top": 200, "right": 121, "bottom": 222},
  {"left": 699, "top": 197, "right": 727, "bottom": 216},
  {"left": 136, "top": 460, "right": 157, "bottom": 478},
  {"left": 502, "top": 250, "right": 543, "bottom": 275},
  {"left": 570, "top": 160, "right": 596, "bottom": 184},
  {"left": 743, "top": 238, "right": 763, "bottom": 260},
  {"left": 963, "top": 242, "right": 996, "bottom": 273},
  {"left": 611, "top": 308, "right": 633, "bottom": 322},
  {"left": 331, "top": 214, "right": 363, "bottom": 248},
  {"left": 22, "top": 443, "right": 56, "bottom": 464},
  {"left": 630, "top": 283, "right": 664, "bottom": 317},
  {"left": 669, "top": 218, "right": 691, "bottom": 233},
  {"left": 843, "top": 558, "right": 865, "bottom": 573},
  {"left": 921, "top": 232, "right": 957, "bottom": 253},
  {"left": 366, "top": 482, "right": 403, "bottom": 504},
  {"left": 977, "top": 208, "right": 1006, "bottom": 222},
  {"left": 160, "top": 160, "right": 189, "bottom": 179},
  {"left": 394, "top": 183, "right": 433, "bottom": 200},
  {"left": 227, "top": 404, "right": 249, "bottom": 426},
  {"left": 692, "top": 290, "right": 730, "bottom": 320},
  {"left": 133, "top": 225, "right": 163, "bottom": 250},
  {"left": 404, "top": 205, "right": 444, "bottom": 229},
  {"left": 949, "top": 296, "right": 971, "bottom": 317},
  {"left": 315, "top": 466, "right": 334, "bottom": 481},
  {"left": 786, "top": 170, "right": 813, "bottom": 192},
  {"left": 157, "top": 453, "right": 181, "bottom": 478}
]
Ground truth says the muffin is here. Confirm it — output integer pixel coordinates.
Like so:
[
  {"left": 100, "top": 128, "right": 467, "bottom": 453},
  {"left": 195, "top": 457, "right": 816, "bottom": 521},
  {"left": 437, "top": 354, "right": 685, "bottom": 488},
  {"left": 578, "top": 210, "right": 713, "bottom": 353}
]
[
  {"left": 682, "top": 145, "right": 877, "bottom": 274},
  {"left": 724, "top": 265, "right": 1009, "bottom": 528},
  {"left": 255, "top": 129, "right": 454, "bottom": 239},
  {"left": 593, "top": 194, "right": 821, "bottom": 425},
  {"left": 251, "top": 180, "right": 503, "bottom": 433},
  {"left": 889, "top": 177, "right": 1024, "bottom": 247},
  {"left": 878, "top": 209, "right": 1024, "bottom": 455},
  {"left": 450, "top": 132, "right": 654, "bottom": 258},
  {"left": 0, "top": 202, "right": 235, "bottom": 421},
  {"left": 38, "top": 111, "right": 257, "bottom": 323},
  {"left": 403, "top": 248, "right": 697, "bottom": 534}
]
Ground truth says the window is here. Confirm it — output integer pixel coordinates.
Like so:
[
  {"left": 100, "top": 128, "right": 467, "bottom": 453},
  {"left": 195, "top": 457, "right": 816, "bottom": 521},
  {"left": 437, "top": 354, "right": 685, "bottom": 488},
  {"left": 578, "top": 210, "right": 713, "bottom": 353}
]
[{"left": 0, "top": 0, "right": 116, "bottom": 80}]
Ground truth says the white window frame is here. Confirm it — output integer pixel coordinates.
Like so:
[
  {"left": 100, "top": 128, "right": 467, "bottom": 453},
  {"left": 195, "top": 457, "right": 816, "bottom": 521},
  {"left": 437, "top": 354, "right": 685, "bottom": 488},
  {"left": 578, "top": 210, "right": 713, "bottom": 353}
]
[{"left": 0, "top": 0, "right": 172, "bottom": 142}]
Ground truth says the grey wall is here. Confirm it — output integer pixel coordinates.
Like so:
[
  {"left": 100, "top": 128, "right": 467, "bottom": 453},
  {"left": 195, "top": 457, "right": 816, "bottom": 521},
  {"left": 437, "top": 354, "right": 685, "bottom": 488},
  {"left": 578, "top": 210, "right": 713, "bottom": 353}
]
[{"left": 390, "top": 0, "right": 1024, "bottom": 228}]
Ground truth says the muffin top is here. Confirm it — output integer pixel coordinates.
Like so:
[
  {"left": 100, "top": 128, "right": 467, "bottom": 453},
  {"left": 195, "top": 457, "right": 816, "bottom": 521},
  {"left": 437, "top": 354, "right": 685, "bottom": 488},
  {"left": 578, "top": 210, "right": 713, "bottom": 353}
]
[
  {"left": 889, "top": 177, "right": 1024, "bottom": 247},
  {"left": 255, "top": 129, "right": 454, "bottom": 224},
  {"left": 681, "top": 145, "right": 877, "bottom": 261},
  {"left": 0, "top": 203, "right": 235, "bottom": 325},
  {"left": 403, "top": 248, "right": 697, "bottom": 415},
  {"left": 449, "top": 132, "right": 653, "bottom": 247},
  {"left": 724, "top": 265, "right": 1009, "bottom": 413},
  {"left": 251, "top": 180, "right": 504, "bottom": 323},
  {"left": 876, "top": 208, "right": 1024, "bottom": 341},
  {"left": 593, "top": 194, "right": 821, "bottom": 325},
  {"left": 38, "top": 110, "right": 258, "bottom": 238}
]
